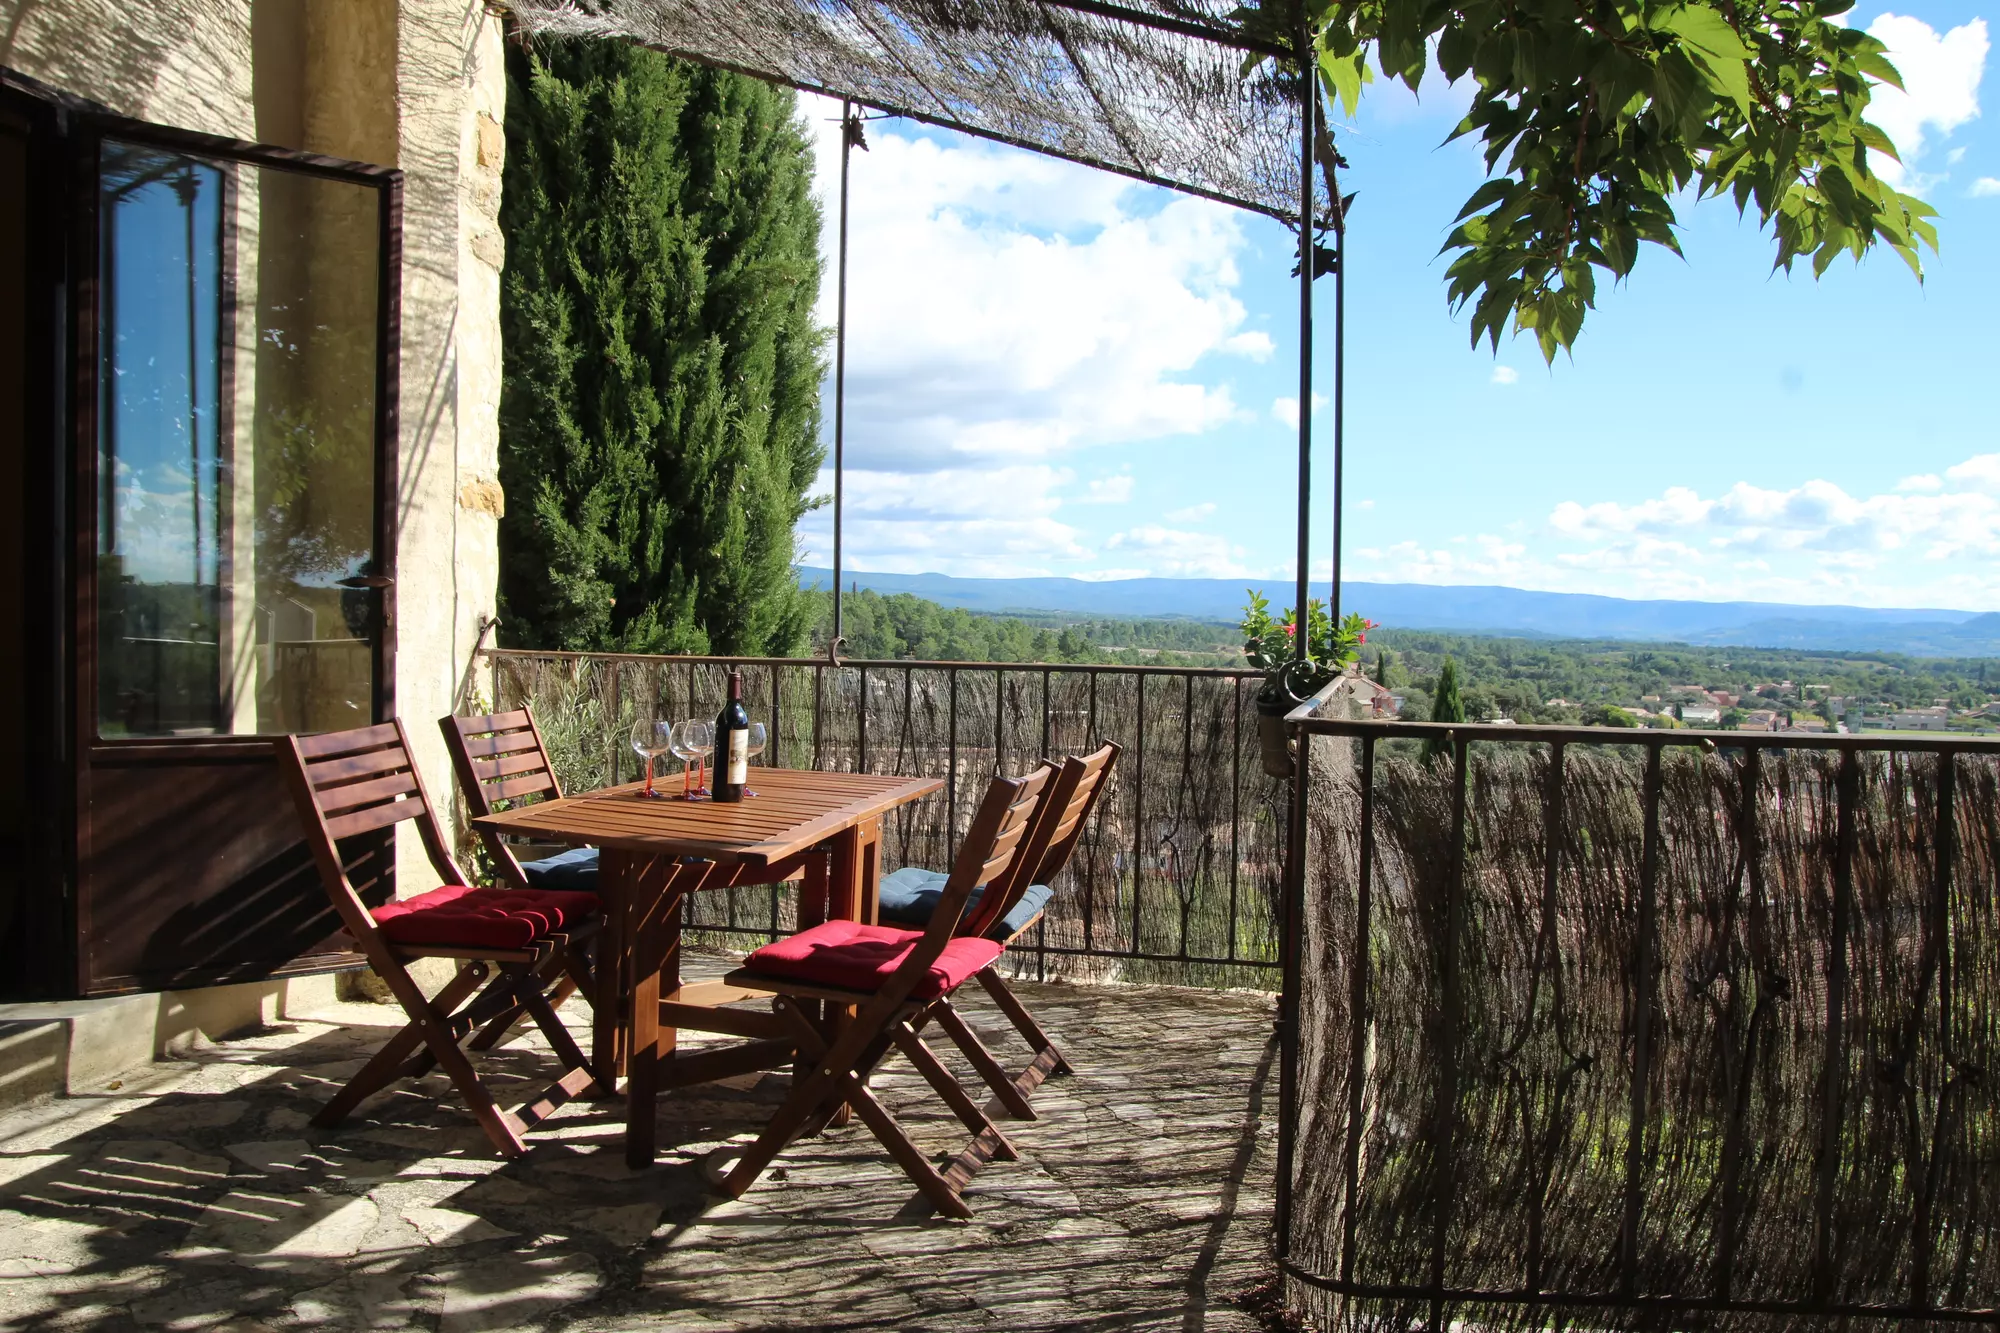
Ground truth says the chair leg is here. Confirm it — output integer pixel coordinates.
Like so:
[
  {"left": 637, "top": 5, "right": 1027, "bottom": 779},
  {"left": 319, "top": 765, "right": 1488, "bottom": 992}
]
[
  {"left": 314, "top": 961, "right": 489, "bottom": 1129},
  {"left": 889, "top": 1019, "right": 1017, "bottom": 1162},
  {"left": 376, "top": 959, "right": 530, "bottom": 1159},
  {"left": 468, "top": 935, "right": 589, "bottom": 1053},
  {"left": 933, "top": 1000, "right": 1037, "bottom": 1120},
  {"left": 974, "top": 967, "right": 1072, "bottom": 1076},
  {"left": 839, "top": 1074, "right": 972, "bottom": 1220},
  {"left": 506, "top": 965, "right": 600, "bottom": 1125},
  {"left": 720, "top": 1001, "right": 851, "bottom": 1197}
]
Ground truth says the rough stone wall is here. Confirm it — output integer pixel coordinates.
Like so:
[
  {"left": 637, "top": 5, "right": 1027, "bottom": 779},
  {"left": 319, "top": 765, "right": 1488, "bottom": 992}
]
[
  {"left": 389, "top": 0, "right": 506, "bottom": 900},
  {"left": 1, "top": 0, "right": 506, "bottom": 909},
  {"left": 0, "top": 0, "right": 255, "bottom": 137}
]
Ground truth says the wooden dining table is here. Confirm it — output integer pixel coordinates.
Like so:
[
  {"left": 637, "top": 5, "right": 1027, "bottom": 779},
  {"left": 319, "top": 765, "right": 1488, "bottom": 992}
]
[{"left": 472, "top": 766, "right": 943, "bottom": 1167}]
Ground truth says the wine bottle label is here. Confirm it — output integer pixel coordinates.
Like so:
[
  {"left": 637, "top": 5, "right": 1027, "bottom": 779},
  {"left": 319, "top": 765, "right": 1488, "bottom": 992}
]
[{"left": 727, "top": 729, "right": 748, "bottom": 785}]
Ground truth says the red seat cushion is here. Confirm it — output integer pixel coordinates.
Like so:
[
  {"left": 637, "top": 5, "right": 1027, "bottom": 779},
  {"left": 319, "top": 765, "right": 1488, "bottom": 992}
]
[
  {"left": 369, "top": 884, "right": 599, "bottom": 950},
  {"left": 741, "top": 921, "right": 1002, "bottom": 1000}
]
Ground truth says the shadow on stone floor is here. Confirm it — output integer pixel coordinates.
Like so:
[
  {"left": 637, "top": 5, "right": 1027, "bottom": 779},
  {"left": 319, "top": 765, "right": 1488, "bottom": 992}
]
[{"left": 0, "top": 957, "right": 1281, "bottom": 1332}]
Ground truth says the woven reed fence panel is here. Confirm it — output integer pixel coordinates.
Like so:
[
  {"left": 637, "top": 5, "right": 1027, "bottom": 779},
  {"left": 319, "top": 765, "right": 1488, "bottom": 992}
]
[
  {"left": 481, "top": 651, "right": 1285, "bottom": 986},
  {"left": 1293, "top": 740, "right": 2000, "bottom": 1329}
]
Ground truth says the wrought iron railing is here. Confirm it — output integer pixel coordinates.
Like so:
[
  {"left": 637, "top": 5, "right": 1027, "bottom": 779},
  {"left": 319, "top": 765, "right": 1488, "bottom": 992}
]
[
  {"left": 1276, "top": 718, "right": 2000, "bottom": 1328},
  {"left": 477, "top": 649, "right": 1287, "bottom": 987}
]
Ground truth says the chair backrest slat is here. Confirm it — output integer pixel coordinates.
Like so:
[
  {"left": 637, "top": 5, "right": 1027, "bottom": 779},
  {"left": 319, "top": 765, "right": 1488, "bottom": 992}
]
[
  {"left": 323, "top": 798, "right": 422, "bottom": 842},
  {"left": 294, "top": 721, "right": 401, "bottom": 759},
  {"left": 484, "top": 772, "right": 559, "bottom": 803},
  {"left": 960, "top": 740, "right": 1120, "bottom": 940},
  {"left": 316, "top": 769, "right": 422, "bottom": 817},
  {"left": 442, "top": 709, "right": 566, "bottom": 889}
]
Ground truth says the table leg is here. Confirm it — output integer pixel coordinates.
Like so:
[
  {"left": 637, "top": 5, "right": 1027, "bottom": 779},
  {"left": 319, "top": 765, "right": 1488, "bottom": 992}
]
[
  {"left": 828, "top": 816, "right": 882, "bottom": 925},
  {"left": 797, "top": 849, "right": 831, "bottom": 930},
  {"left": 627, "top": 858, "right": 707, "bottom": 1169},
  {"left": 593, "top": 849, "right": 635, "bottom": 1090},
  {"left": 822, "top": 820, "right": 882, "bottom": 1127}
]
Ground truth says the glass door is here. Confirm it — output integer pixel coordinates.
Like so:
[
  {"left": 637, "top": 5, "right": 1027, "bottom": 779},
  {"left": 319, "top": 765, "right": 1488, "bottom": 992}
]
[
  {"left": 74, "top": 115, "right": 400, "bottom": 995},
  {"left": 94, "top": 136, "right": 392, "bottom": 738}
]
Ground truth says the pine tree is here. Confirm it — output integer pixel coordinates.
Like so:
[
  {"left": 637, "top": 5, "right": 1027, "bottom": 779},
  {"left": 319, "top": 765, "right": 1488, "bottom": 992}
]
[
  {"left": 497, "top": 41, "right": 825, "bottom": 653},
  {"left": 1423, "top": 657, "right": 1466, "bottom": 765}
]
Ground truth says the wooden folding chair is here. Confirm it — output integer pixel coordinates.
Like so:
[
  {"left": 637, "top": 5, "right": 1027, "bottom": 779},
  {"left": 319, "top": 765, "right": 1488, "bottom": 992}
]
[
  {"left": 718, "top": 767, "right": 1053, "bottom": 1218},
  {"left": 882, "top": 741, "right": 1120, "bottom": 1119},
  {"left": 440, "top": 709, "right": 605, "bottom": 1050},
  {"left": 277, "top": 721, "right": 601, "bottom": 1158}
]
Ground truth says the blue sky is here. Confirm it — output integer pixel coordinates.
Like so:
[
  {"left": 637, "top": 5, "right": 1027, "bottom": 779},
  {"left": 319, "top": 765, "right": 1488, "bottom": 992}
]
[{"left": 795, "top": 6, "right": 1996, "bottom": 612}]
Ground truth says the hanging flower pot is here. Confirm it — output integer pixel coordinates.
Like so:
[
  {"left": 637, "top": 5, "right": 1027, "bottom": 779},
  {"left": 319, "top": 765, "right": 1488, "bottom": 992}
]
[{"left": 1240, "top": 591, "right": 1379, "bottom": 781}]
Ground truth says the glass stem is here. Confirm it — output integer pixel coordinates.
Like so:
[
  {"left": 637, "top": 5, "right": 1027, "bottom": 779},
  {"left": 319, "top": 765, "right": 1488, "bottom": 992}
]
[{"left": 643, "top": 755, "right": 653, "bottom": 797}]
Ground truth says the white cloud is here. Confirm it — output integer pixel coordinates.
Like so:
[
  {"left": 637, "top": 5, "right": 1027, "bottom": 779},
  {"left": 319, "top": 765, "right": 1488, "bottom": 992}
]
[
  {"left": 798, "top": 465, "right": 1093, "bottom": 576},
  {"left": 1863, "top": 15, "right": 1989, "bottom": 192},
  {"left": 1270, "top": 393, "right": 1330, "bottom": 427},
  {"left": 1490, "top": 365, "right": 1520, "bottom": 386},
  {"left": 1165, "top": 502, "right": 1217, "bottom": 522},
  {"left": 1103, "top": 526, "right": 1263, "bottom": 578},
  {"left": 1078, "top": 475, "right": 1134, "bottom": 505},
  {"left": 808, "top": 101, "right": 1263, "bottom": 481},
  {"left": 1972, "top": 177, "right": 2000, "bottom": 196},
  {"left": 1946, "top": 453, "right": 2000, "bottom": 492},
  {"left": 1344, "top": 454, "right": 2000, "bottom": 606},
  {"left": 1357, "top": 499, "right": 1376, "bottom": 511},
  {"left": 1533, "top": 457, "right": 2000, "bottom": 602},
  {"left": 796, "top": 101, "right": 1273, "bottom": 577}
]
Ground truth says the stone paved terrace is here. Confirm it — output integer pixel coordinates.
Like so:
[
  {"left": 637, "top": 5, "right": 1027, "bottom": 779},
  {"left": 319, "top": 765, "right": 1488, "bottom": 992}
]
[{"left": 0, "top": 956, "right": 1282, "bottom": 1332}]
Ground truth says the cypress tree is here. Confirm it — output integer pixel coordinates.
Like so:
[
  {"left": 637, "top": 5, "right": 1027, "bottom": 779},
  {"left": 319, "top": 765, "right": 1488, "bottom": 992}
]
[
  {"left": 497, "top": 41, "right": 825, "bottom": 653},
  {"left": 1423, "top": 657, "right": 1466, "bottom": 765}
]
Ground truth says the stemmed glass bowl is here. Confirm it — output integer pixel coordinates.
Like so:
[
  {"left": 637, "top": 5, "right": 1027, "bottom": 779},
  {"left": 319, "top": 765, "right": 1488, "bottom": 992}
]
[{"left": 630, "top": 718, "right": 672, "bottom": 798}]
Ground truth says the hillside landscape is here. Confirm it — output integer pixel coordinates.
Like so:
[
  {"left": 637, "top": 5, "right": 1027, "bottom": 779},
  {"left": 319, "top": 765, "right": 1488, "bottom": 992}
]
[{"left": 800, "top": 567, "right": 2000, "bottom": 657}]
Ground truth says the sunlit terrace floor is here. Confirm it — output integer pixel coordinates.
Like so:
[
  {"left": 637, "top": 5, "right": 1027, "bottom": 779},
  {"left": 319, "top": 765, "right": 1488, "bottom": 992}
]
[{"left": 0, "top": 955, "right": 1282, "bottom": 1332}]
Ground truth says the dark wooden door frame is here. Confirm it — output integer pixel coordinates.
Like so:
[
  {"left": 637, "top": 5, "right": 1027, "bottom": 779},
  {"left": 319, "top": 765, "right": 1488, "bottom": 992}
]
[
  {"left": 2, "top": 66, "right": 404, "bottom": 996},
  {"left": 0, "top": 72, "right": 76, "bottom": 999}
]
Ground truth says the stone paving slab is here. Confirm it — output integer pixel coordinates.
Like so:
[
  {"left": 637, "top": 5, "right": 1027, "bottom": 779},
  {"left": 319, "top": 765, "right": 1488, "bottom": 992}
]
[{"left": 0, "top": 955, "right": 1280, "bottom": 1332}]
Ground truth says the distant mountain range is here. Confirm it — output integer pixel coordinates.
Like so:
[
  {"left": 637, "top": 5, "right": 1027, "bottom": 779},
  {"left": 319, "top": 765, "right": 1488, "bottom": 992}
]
[{"left": 798, "top": 567, "right": 2000, "bottom": 657}]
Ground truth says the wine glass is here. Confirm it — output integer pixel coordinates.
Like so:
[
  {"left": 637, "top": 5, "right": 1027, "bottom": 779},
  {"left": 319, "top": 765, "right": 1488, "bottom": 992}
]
[
  {"left": 676, "top": 719, "right": 713, "bottom": 799},
  {"left": 630, "top": 717, "right": 671, "bottom": 798},
  {"left": 743, "top": 722, "right": 768, "bottom": 796}
]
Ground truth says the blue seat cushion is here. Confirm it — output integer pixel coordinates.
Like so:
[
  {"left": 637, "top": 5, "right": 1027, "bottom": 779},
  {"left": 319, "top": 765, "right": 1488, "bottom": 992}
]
[
  {"left": 876, "top": 866, "right": 1055, "bottom": 940},
  {"left": 519, "top": 846, "right": 599, "bottom": 891}
]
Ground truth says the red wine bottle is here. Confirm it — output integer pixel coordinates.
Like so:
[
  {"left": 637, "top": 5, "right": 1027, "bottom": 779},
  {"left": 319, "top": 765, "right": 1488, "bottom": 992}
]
[{"left": 713, "top": 668, "right": 750, "bottom": 802}]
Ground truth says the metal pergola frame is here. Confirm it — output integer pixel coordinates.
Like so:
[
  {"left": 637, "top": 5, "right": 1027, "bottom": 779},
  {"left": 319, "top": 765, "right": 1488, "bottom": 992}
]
[{"left": 504, "top": 0, "right": 1346, "bottom": 1301}]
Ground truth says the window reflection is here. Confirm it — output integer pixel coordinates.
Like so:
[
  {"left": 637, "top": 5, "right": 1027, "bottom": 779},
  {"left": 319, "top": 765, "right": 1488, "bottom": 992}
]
[{"left": 97, "top": 142, "right": 381, "bottom": 737}]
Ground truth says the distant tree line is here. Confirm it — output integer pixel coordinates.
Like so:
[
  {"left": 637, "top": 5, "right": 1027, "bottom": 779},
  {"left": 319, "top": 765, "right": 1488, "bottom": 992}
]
[{"left": 806, "top": 589, "right": 1233, "bottom": 667}]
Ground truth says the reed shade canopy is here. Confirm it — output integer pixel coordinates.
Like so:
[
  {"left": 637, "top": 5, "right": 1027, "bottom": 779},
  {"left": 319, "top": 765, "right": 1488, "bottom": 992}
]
[{"left": 499, "top": 0, "right": 1325, "bottom": 222}]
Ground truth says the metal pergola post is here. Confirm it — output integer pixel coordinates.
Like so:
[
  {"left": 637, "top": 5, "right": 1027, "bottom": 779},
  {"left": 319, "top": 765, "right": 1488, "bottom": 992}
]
[
  {"left": 1275, "top": 6, "right": 1319, "bottom": 1269},
  {"left": 829, "top": 99, "right": 859, "bottom": 659}
]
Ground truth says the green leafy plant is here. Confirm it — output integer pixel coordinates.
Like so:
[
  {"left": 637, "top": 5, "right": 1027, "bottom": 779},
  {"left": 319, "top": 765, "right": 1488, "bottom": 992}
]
[
  {"left": 1242, "top": 589, "right": 1376, "bottom": 702},
  {"left": 1237, "top": 0, "right": 1937, "bottom": 360}
]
